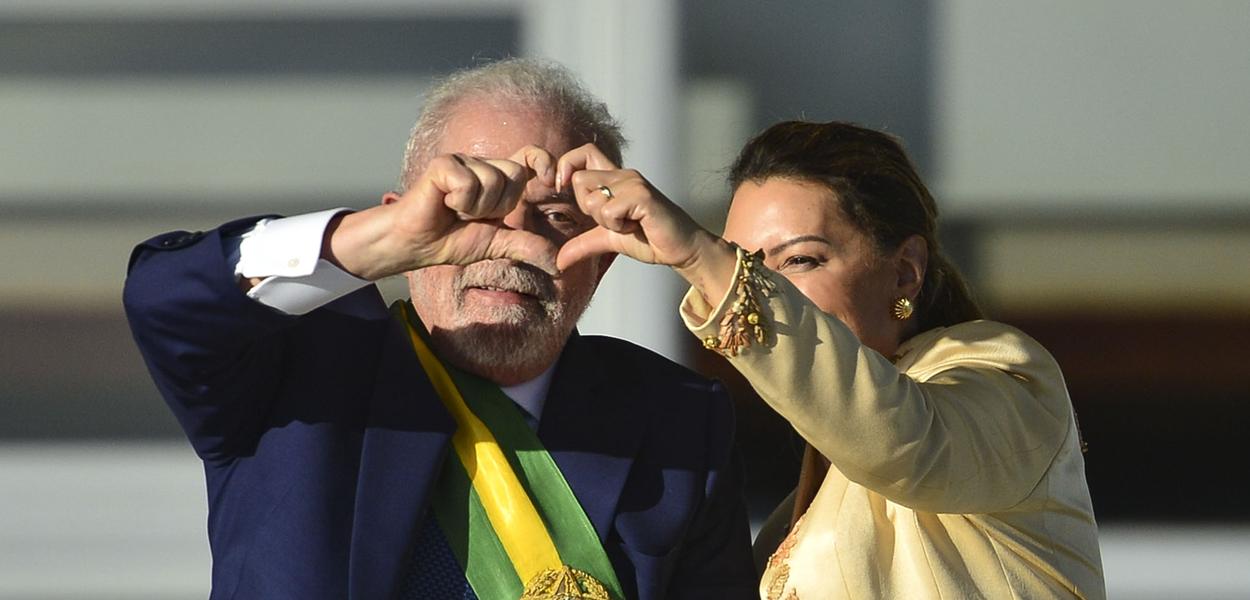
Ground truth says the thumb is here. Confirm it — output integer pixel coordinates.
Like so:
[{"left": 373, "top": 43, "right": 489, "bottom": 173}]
[
  {"left": 488, "top": 229, "right": 560, "bottom": 276},
  {"left": 556, "top": 227, "right": 616, "bottom": 273}
]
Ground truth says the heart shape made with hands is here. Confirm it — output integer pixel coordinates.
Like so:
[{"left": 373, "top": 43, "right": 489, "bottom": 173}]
[
  {"left": 552, "top": 143, "right": 712, "bottom": 275},
  {"left": 329, "top": 149, "right": 561, "bottom": 281}
]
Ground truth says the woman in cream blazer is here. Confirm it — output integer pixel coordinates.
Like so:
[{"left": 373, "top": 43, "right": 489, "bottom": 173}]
[{"left": 552, "top": 120, "right": 1105, "bottom": 599}]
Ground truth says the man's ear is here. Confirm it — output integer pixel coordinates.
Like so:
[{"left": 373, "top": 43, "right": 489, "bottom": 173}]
[
  {"left": 382, "top": 191, "right": 401, "bottom": 206},
  {"left": 894, "top": 234, "right": 928, "bottom": 298}
]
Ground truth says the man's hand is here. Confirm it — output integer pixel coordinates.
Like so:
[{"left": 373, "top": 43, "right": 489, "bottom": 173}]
[{"left": 323, "top": 152, "right": 558, "bottom": 281}]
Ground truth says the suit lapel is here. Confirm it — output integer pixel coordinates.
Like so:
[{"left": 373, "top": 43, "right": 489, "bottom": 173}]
[
  {"left": 539, "top": 333, "right": 647, "bottom": 543},
  {"left": 348, "top": 316, "right": 455, "bottom": 600},
  {"left": 346, "top": 322, "right": 648, "bottom": 596}
]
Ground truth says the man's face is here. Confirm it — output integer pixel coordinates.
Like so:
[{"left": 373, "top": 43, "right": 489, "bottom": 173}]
[{"left": 406, "top": 101, "right": 605, "bottom": 385}]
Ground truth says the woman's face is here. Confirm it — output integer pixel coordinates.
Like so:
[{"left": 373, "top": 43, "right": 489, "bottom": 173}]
[{"left": 724, "top": 177, "right": 915, "bottom": 357}]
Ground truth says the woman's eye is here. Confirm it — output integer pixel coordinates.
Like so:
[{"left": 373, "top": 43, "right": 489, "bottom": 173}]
[{"left": 780, "top": 255, "right": 819, "bottom": 271}]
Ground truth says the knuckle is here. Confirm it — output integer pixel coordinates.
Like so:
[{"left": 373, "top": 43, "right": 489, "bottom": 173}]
[
  {"left": 499, "top": 160, "right": 525, "bottom": 180},
  {"left": 478, "top": 167, "right": 502, "bottom": 190},
  {"left": 447, "top": 167, "right": 477, "bottom": 190},
  {"left": 625, "top": 179, "right": 648, "bottom": 195},
  {"left": 527, "top": 154, "right": 550, "bottom": 174},
  {"left": 428, "top": 154, "right": 458, "bottom": 172}
]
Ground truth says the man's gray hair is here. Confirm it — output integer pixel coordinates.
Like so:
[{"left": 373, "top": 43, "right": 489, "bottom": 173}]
[{"left": 399, "top": 58, "right": 627, "bottom": 192}]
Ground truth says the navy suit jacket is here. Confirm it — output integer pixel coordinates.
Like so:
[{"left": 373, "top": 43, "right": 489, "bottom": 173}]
[{"left": 123, "top": 218, "right": 757, "bottom": 600}]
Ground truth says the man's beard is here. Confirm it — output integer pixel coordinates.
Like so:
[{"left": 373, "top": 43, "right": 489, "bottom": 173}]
[{"left": 411, "top": 258, "right": 597, "bottom": 383}]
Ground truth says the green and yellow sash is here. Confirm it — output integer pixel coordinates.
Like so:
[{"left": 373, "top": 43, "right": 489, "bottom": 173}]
[{"left": 395, "top": 302, "right": 624, "bottom": 600}]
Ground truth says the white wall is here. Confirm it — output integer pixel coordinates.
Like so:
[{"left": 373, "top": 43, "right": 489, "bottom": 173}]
[
  {"left": 934, "top": 1, "right": 1250, "bottom": 215},
  {"left": 0, "top": 77, "right": 425, "bottom": 202}
]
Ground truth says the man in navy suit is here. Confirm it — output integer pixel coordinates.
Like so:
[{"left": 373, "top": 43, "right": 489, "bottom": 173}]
[{"left": 124, "top": 59, "right": 755, "bottom": 599}]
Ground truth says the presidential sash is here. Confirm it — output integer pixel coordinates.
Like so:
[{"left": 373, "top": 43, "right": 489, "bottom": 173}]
[{"left": 395, "top": 302, "right": 624, "bottom": 600}]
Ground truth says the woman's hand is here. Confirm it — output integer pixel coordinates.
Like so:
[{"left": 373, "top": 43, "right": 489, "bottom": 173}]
[{"left": 554, "top": 143, "right": 739, "bottom": 301}]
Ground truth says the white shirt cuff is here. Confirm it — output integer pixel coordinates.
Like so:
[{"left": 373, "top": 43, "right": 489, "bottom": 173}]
[{"left": 235, "top": 208, "right": 371, "bottom": 315}]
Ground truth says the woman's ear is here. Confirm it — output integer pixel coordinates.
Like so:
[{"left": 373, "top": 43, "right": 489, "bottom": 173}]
[
  {"left": 894, "top": 234, "right": 928, "bottom": 298},
  {"left": 381, "top": 191, "right": 401, "bottom": 206}
]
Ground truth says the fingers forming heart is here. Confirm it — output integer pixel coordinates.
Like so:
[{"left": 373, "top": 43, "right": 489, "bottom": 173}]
[{"left": 556, "top": 143, "right": 620, "bottom": 193}]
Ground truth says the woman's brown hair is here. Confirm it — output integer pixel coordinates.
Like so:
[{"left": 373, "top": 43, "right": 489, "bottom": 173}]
[{"left": 729, "top": 120, "right": 982, "bottom": 333}]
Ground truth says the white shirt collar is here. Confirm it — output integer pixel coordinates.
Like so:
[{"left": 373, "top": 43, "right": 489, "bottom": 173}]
[{"left": 499, "top": 363, "right": 557, "bottom": 423}]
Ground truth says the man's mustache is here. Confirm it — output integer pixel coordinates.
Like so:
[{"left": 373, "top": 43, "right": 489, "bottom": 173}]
[{"left": 456, "top": 260, "right": 556, "bottom": 301}]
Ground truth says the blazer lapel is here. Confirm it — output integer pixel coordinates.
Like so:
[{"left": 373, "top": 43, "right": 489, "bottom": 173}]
[
  {"left": 539, "top": 333, "right": 647, "bottom": 542},
  {"left": 348, "top": 317, "right": 455, "bottom": 600},
  {"left": 347, "top": 323, "right": 646, "bottom": 596}
]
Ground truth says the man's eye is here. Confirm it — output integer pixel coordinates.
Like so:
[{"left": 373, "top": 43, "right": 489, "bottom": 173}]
[{"left": 543, "top": 210, "right": 575, "bottom": 225}]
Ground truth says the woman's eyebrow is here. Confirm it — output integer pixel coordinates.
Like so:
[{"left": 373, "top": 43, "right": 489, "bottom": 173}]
[{"left": 768, "top": 235, "right": 831, "bottom": 257}]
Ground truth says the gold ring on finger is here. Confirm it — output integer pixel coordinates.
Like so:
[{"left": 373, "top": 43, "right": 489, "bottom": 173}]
[{"left": 597, "top": 185, "right": 614, "bottom": 200}]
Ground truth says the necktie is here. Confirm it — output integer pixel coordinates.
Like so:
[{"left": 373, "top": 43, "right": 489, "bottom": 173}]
[
  {"left": 398, "top": 402, "right": 537, "bottom": 598},
  {"left": 398, "top": 511, "right": 478, "bottom": 599},
  {"left": 513, "top": 401, "right": 539, "bottom": 431}
]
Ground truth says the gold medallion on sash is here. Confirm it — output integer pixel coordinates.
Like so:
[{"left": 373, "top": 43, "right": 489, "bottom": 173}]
[{"left": 520, "top": 565, "right": 610, "bottom": 600}]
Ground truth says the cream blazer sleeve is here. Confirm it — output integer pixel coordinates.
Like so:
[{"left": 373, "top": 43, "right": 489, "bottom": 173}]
[{"left": 681, "top": 262, "right": 1074, "bottom": 514}]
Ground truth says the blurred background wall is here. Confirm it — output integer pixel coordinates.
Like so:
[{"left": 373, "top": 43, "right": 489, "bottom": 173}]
[{"left": 1, "top": 1, "right": 1247, "bottom": 598}]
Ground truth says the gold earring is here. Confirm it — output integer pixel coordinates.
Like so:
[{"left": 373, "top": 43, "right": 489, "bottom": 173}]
[{"left": 891, "top": 297, "right": 914, "bottom": 321}]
